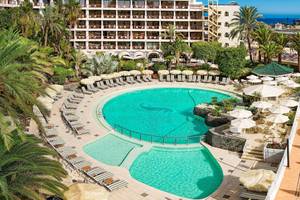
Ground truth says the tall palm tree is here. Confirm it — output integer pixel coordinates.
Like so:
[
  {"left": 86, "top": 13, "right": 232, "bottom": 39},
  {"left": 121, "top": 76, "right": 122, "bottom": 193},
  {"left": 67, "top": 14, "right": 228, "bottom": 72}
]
[
  {"left": 290, "top": 33, "right": 300, "bottom": 71},
  {"left": 0, "top": 135, "right": 67, "bottom": 200},
  {"left": 64, "top": 0, "right": 81, "bottom": 28},
  {"left": 259, "top": 42, "right": 280, "bottom": 64},
  {"left": 273, "top": 33, "right": 289, "bottom": 63},
  {"left": 252, "top": 23, "right": 273, "bottom": 63},
  {"left": 41, "top": 5, "right": 66, "bottom": 47},
  {"left": 230, "top": 6, "right": 262, "bottom": 63}
]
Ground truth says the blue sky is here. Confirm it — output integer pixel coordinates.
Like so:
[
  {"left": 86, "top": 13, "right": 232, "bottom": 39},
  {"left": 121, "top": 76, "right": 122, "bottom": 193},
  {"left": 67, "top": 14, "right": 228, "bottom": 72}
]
[{"left": 216, "top": 0, "right": 300, "bottom": 16}]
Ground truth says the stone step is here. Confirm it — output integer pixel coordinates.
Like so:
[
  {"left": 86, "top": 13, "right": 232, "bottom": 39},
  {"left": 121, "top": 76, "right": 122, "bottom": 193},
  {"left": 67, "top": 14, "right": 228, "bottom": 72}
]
[
  {"left": 244, "top": 149, "right": 263, "bottom": 156},
  {"left": 241, "top": 155, "right": 264, "bottom": 161},
  {"left": 242, "top": 152, "right": 264, "bottom": 159}
]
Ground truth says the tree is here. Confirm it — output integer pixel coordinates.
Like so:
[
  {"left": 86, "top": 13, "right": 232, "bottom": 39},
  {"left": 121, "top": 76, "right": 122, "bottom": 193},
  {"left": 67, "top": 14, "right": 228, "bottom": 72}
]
[
  {"left": 192, "top": 41, "right": 221, "bottom": 63},
  {"left": 0, "top": 135, "right": 67, "bottom": 200},
  {"left": 252, "top": 23, "right": 273, "bottom": 63},
  {"left": 273, "top": 33, "right": 289, "bottom": 64},
  {"left": 290, "top": 33, "right": 300, "bottom": 71},
  {"left": 161, "top": 25, "right": 192, "bottom": 68},
  {"left": 259, "top": 42, "right": 280, "bottom": 64},
  {"left": 230, "top": 6, "right": 262, "bottom": 63},
  {"left": 63, "top": 0, "right": 81, "bottom": 28},
  {"left": 71, "top": 49, "right": 87, "bottom": 78},
  {"left": 216, "top": 45, "right": 248, "bottom": 79},
  {"left": 83, "top": 53, "right": 118, "bottom": 76}
]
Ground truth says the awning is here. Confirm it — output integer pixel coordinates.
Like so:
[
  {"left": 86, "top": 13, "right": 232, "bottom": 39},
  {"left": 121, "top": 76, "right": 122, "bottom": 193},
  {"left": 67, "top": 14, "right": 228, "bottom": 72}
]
[{"left": 252, "top": 62, "right": 294, "bottom": 77}]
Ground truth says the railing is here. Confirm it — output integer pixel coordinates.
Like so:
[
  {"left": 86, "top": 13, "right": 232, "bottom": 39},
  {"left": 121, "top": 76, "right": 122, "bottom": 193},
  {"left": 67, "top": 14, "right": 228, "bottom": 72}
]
[{"left": 112, "top": 124, "right": 205, "bottom": 145}]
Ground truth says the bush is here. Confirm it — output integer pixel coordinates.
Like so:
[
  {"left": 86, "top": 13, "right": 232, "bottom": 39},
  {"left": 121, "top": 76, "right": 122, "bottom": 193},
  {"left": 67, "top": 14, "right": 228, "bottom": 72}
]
[
  {"left": 151, "top": 62, "right": 167, "bottom": 72},
  {"left": 52, "top": 66, "right": 74, "bottom": 84},
  {"left": 119, "top": 60, "right": 137, "bottom": 71}
]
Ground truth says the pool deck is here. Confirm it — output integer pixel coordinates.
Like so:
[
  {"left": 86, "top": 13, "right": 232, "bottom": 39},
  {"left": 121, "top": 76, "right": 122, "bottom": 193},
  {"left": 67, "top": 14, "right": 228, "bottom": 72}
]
[{"left": 36, "top": 81, "right": 270, "bottom": 200}]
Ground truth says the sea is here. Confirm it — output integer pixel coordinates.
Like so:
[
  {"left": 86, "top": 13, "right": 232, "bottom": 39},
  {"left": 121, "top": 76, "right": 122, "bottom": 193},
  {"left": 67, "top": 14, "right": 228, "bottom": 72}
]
[{"left": 258, "top": 14, "right": 300, "bottom": 25}]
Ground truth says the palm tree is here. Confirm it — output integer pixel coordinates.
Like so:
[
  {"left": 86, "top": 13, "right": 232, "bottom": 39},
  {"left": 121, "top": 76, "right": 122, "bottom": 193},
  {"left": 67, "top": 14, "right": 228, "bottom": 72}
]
[
  {"left": 273, "top": 33, "right": 289, "bottom": 63},
  {"left": 252, "top": 23, "right": 273, "bottom": 63},
  {"left": 230, "top": 6, "right": 262, "bottom": 63},
  {"left": 64, "top": 0, "right": 81, "bottom": 28},
  {"left": 71, "top": 49, "right": 86, "bottom": 78},
  {"left": 259, "top": 42, "right": 280, "bottom": 64},
  {"left": 83, "top": 53, "right": 118, "bottom": 76},
  {"left": 290, "top": 33, "right": 300, "bottom": 71},
  {"left": 0, "top": 135, "right": 67, "bottom": 200},
  {"left": 41, "top": 5, "right": 66, "bottom": 47}
]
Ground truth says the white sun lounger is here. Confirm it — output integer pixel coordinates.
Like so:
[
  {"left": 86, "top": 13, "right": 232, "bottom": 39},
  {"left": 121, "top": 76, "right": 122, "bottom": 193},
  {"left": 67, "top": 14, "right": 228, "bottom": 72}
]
[
  {"left": 129, "top": 76, "right": 136, "bottom": 83},
  {"left": 106, "top": 180, "right": 128, "bottom": 191},
  {"left": 187, "top": 75, "right": 193, "bottom": 82},
  {"left": 170, "top": 74, "right": 175, "bottom": 82},
  {"left": 192, "top": 75, "right": 197, "bottom": 82},
  {"left": 159, "top": 75, "right": 164, "bottom": 82},
  {"left": 73, "top": 161, "right": 92, "bottom": 171},
  {"left": 44, "top": 128, "right": 57, "bottom": 137},
  {"left": 96, "top": 81, "right": 109, "bottom": 89},
  {"left": 94, "top": 172, "right": 113, "bottom": 183},
  {"left": 81, "top": 87, "right": 93, "bottom": 95},
  {"left": 145, "top": 75, "right": 152, "bottom": 82},
  {"left": 75, "top": 128, "right": 90, "bottom": 135},
  {"left": 109, "top": 79, "right": 118, "bottom": 87},
  {"left": 48, "top": 137, "right": 65, "bottom": 146},
  {"left": 87, "top": 84, "right": 98, "bottom": 92},
  {"left": 64, "top": 115, "right": 79, "bottom": 122},
  {"left": 219, "top": 77, "right": 227, "bottom": 85},
  {"left": 115, "top": 78, "right": 125, "bottom": 85},
  {"left": 118, "top": 77, "right": 126, "bottom": 85},
  {"left": 86, "top": 167, "right": 106, "bottom": 177},
  {"left": 59, "top": 148, "right": 77, "bottom": 158},
  {"left": 182, "top": 75, "right": 186, "bottom": 82},
  {"left": 68, "top": 156, "right": 85, "bottom": 165},
  {"left": 166, "top": 75, "right": 171, "bottom": 82},
  {"left": 214, "top": 76, "right": 220, "bottom": 84},
  {"left": 136, "top": 75, "right": 143, "bottom": 83},
  {"left": 202, "top": 75, "right": 208, "bottom": 83},
  {"left": 72, "top": 93, "right": 84, "bottom": 99},
  {"left": 207, "top": 76, "right": 213, "bottom": 83}
]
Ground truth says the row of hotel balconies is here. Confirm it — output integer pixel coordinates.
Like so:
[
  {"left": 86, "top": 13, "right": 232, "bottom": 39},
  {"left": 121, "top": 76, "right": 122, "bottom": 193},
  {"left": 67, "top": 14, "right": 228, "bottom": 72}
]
[{"left": 75, "top": 24, "right": 204, "bottom": 30}]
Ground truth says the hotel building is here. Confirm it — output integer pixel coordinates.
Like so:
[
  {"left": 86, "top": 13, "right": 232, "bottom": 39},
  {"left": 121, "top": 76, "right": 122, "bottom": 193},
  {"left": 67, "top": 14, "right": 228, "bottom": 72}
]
[{"left": 0, "top": 0, "right": 240, "bottom": 57}]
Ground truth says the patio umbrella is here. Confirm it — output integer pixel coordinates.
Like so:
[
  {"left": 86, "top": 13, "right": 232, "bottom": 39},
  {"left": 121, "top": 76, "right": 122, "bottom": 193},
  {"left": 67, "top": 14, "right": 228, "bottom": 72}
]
[
  {"left": 158, "top": 70, "right": 169, "bottom": 75},
  {"left": 119, "top": 71, "right": 130, "bottom": 76},
  {"left": 286, "top": 82, "right": 300, "bottom": 88},
  {"left": 248, "top": 79, "right": 262, "bottom": 84},
  {"left": 292, "top": 73, "right": 300, "bottom": 77},
  {"left": 64, "top": 183, "right": 109, "bottom": 200},
  {"left": 240, "top": 169, "right": 276, "bottom": 192},
  {"left": 269, "top": 105, "right": 290, "bottom": 114},
  {"left": 182, "top": 70, "right": 193, "bottom": 75},
  {"left": 170, "top": 70, "right": 182, "bottom": 75},
  {"left": 247, "top": 75, "right": 259, "bottom": 80},
  {"left": 231, "top": 118, "right": 256, "bottom": 129},
  {"left": 263, "top": 80, "right": 278, "bottom": 86},
  {"left": 210, "top": 63, "right": 219, "bottom": 69},
  {"left": 142, "top": 70, "right": 154, "bottom": 75},
  {"left": 208, "top": 70, "right": 220, "bottom": 76},
  {"left": 280, "top": 99, "right": 298, "bottom": 108},
  {"left": 49, "top": 84, "right": 64, "bottom": 93},
  {"left": 266, "top": 114, "right": 289, "bottom": 124},
  {"left": 80, "top": 78, "right": 95, "bottom": 85},
  {"left": 88, "top": 76, "right": 102, "bottom": 82},
  {"left": 275, "top": 76, "right": 289, "bottom": 82},
  {"left": 229, "top": 109, "right": 253, "bottom": 119},
  {"left": 252, "top": 62, "right": 293, "bottom": 77},
  {"left": 196, "top": 70, "right": 208, "bottom": 75},
  {"left": 260, "top": 76, "right": 273, "bottom": 81},
  {"left": 243, "top": 85, "right": 285, "bottom": 98},
  {"left": 129, "top": 70, "right": 141, "bottom": 76},
  {"left": 251, "top": 101, "right": 273, "bottom": 110}
]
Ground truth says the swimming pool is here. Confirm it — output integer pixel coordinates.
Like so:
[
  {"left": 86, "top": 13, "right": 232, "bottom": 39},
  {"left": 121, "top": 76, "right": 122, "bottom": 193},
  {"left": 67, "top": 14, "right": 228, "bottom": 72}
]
[
  {"left": 129, "top": 146, "right": 223, "bottom": 199},
  {"left": 102, "top": 87, "right": 231, "bottom": 144},
  {"left": 83, "top": 134, "right": 141, "bottom": 166}
]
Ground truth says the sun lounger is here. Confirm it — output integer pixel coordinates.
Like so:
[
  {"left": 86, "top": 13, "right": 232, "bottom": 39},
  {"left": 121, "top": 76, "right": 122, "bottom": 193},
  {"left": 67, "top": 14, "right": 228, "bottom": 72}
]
[
  {"left": 64, "top": 115, "right": 79, "bottom": 122},
  {"left": 59, "top": 148, "right": 77, "bottom": 158},
  {"left": 48, "top": 137, "right": 65, "bottom": 146},
  {"left": 106, "top": 180, "right": 128, "bottom": 191},
  {"left": 196, "top": 75, "right": 201, "bottom": 82},
  {"left": 240, "top": 188, "right": 266, "bottom": 200},
  {"left": 109, "top": 79, "right": 118, "bottom": 87},
  {"left": 182, "top": 75, "right": 186, "bottom": 82},
  {"left": 219, "top": 77, "right": 227, "bottom": 85},
  {"left": 72, "top": 93, "right": 84, "bottom": 99},
  {"left": 187, "top": 75, "right": 193, "bottom": 82},
  {"left": 63, "top": 102, "right": 77, "bottom": 109},
  {"left": 166, "top": 75, "right": 171, "bottom": 82},
  {"left": 68, "top": 97, "right": 81, "bottom": 104},
  {"left": 96, "top": 81, "right": 109, "bottom": 89},
  {"left": 115, "top": 78, "right": 125, "bottom": 85},
  {"left": 176, "top": 75, "right": 182, "bottom": 82},
  {"left": 145, "top": 75, "right": 152, "bottom": 82},
  {"left": 68, "top": 121, "right": 84, "bottom": 129},
  {"left": 87, "top": 84, "right": 98, "bottom": 92},
  {"left": 68, "top": 156, "right": 85, "bottom": 165},
  {"left": 81, "top": 87, "right": 93, "bottom": 95},
  {"left": 214, "top": 76, "right": 220, "bottom": 84},
  {"left": 136, "top": 75, "right": 143, "bottom": 83},
  {"left": 202, "top": 75, "right": 208, "bottom": 83},
  {"left": 86, "top": 167, "right": 106, "bottom": 177},
  {"left": 129, "top": 76, "right": 136, "bottom": 84},
  {"left": 159, "top": 75, "right": 164, "bottom": 82},
  {"left": 103, "top": 80, "right": 113, "bottom": 87},
  {"left": 192, "top": 75, "right": 197, "bottom": 82},
  {"left": 207, "top": 76, "right": 213, "bottom": 83},
  {"left": 73, "top": 160, "right": 92, "bottom": 171},
  {"left": 75, "top": 127, "right": 90, "bottom": 135},
  {"left": 142, "top": 75, "right": 148, "bottom": 82},
  {"left": 94, "top": 172, "right": 113, "bottom": 183},
  {"left": 170, "top": 74, "right": 175, "bottom": 82},
  {"left": 44, "top": 128, "right": 57, "bottom": 137},
  {"left": 125, "top": 76, "right": 134, "bottom": 84}
]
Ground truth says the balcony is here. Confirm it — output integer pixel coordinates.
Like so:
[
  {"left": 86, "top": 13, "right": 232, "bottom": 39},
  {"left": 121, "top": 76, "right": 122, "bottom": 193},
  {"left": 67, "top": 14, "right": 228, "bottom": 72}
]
[
  {"left": 147, "top": 26, "right": 159, "bottom": 29},
  {"left": 103, "top": 36, "right": 116, "bottom": 39},
  {"left": 89, "top": 34, "right": 101, "bottom": 39},
  {"left": 103, "top": 44, "right": 116, "bottom": 49},
  {"left": 161, "top": 15, "right": 173, "bottom": 19},
  {"left": 89, "top": 13, "right": 101, "bottom": 18},
  {"left": 89, "top": 24, "right": 101, "bottom": 29},
  {"left": 118, "top": 44, "right": 130, "bottom": 49},
  {"left": 118, "top": 35, "right": 130, "bottom": 39},
  {"left": 133, "top": 34, "right": 145, "bottom": 39},
  {"left": 176, "top": 25, "right": 188, "bottom": 30},
  {"left": 147, "top": 35, "right": 159, "bottom": 39},
  {"left": 103, "top": 25, "right": 116, "bottom": 29},
  {"left": 89, "top": 43, "right": 101, "bottom": 49},
  {"left": 103, "top": 15, "right": 116, "bottom": 18},
  {"left": 77, "top": 24, "right": 86, "bottom": 29},
  {"left": 89, "top": 3, "right": 101, "bottom": 7},
  {"left": 161, "top": 2, "right": 173, "bottom": 9},
  {"left": 133, "top": 25, "right": 145, "bottom": 29},
  {"left": 147, "top": 15, "right": 159, "bottom": 19},
  {"left": 118, "top": 3, "right": 130, "bottom": 8},
  {"left": 76, "top": 35, "right": 86, "bottom": 39},
  {"left": 176, "top": 15, "right": 188, "bottom": 19},
  {"left": 118, "top": 15, "right": 130, "bottom": 19},
  {"left": 133, "top": 45, "right": 144, "bottom": 50}
]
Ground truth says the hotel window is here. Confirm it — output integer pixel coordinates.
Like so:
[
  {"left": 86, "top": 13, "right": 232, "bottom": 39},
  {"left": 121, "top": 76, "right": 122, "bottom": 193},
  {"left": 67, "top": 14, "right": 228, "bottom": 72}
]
[
  {"left": 225, "top": 22, "right": 229, "bottom": 27},
  {"left": 225, "top": 11, "right": 229, "bottom": 16},
  {"left": 225, "top": 33, "right": 229, "bottom": 38}
]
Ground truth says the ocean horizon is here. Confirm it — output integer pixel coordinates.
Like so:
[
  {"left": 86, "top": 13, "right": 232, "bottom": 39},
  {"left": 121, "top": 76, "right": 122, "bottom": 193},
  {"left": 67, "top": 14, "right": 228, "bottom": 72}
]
[{"left": 258, "top": 14, "right": 300, "bottom": 25}]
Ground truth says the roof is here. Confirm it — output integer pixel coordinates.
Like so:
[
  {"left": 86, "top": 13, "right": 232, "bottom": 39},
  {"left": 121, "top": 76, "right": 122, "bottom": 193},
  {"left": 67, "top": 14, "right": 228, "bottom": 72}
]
[{"left": 252, "top": 62, "right": 294, "bottom": 77}]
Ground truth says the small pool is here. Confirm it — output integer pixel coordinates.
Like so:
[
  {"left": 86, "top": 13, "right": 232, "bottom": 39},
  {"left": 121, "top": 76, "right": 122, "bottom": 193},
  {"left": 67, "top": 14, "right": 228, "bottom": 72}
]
[
  {"left": 102, "top": 87, "right": 232, "bottom": 144},
  {"left": 129, "top": 147, "right": 223, "bottom": 199},
  {"left": 83, "top": 134, "right": 141, "bottom": 166}
]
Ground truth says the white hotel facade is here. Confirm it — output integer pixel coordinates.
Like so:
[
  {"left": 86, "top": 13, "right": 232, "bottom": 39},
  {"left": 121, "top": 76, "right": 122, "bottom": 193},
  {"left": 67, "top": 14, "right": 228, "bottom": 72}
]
[{"left": 0, "top": 0, "right": 240, "bottom": 58}]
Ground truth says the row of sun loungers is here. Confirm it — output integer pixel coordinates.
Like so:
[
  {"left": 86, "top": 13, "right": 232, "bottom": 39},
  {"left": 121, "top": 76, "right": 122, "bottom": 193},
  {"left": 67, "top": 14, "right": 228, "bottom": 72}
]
[
  {"left": 61, "top": 93, "right": 90, "bottom": 136},
  {"left": 38, "top": 111, "right": 128, "bottom": 192},
  {"left": 81, "top": 75, "right": 152, "bottom": 94},
  {"left": 159, "top": 74, "right": 231, "bottom": 85}
]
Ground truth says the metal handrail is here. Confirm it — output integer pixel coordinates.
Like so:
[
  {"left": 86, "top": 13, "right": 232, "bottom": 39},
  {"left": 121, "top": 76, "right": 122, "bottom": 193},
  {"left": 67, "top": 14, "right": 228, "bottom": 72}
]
[{"left": 112, "top": 124, "right": 205, "bottom": 145}]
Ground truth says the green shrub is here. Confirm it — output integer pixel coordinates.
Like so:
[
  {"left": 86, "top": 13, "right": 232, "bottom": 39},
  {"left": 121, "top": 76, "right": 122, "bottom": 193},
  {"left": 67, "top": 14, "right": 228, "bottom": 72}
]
[
  {"left": 119, "top": 60, "right": 137, "bottom": 71},
  {"left": 52, "top": 66, "right": 74, "bottom": 84},
  {"left": 151, "top": 62, "right": 167, "bottom": 72}
]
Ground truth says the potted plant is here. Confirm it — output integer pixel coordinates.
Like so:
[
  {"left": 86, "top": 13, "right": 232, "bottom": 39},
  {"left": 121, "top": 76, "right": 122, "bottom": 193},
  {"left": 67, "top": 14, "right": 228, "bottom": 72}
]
[
  {"left": 205, "top": 106, "right": 230, "bottom": 127},
  {"left": 264, "top": 142, "right": 286, "bottom": 164}
]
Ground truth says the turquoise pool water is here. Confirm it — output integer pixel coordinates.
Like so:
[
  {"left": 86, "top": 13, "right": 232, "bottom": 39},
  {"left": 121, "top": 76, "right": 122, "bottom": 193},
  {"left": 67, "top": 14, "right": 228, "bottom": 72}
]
[
  {"left": 129, "top": 147, "right": 223, "bottom": 199},
  {"left": 102, "top": 87, "right": 231, "bottom": 144},
  {"left": 83, "top": 134, "right": 141, "bottom": 166}
]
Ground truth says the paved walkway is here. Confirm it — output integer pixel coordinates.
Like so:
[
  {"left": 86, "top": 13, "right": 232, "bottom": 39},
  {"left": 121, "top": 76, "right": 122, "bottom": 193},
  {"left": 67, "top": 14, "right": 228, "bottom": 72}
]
[{"left": 275, "top": 119, "right": 300, "bottom": 200}]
